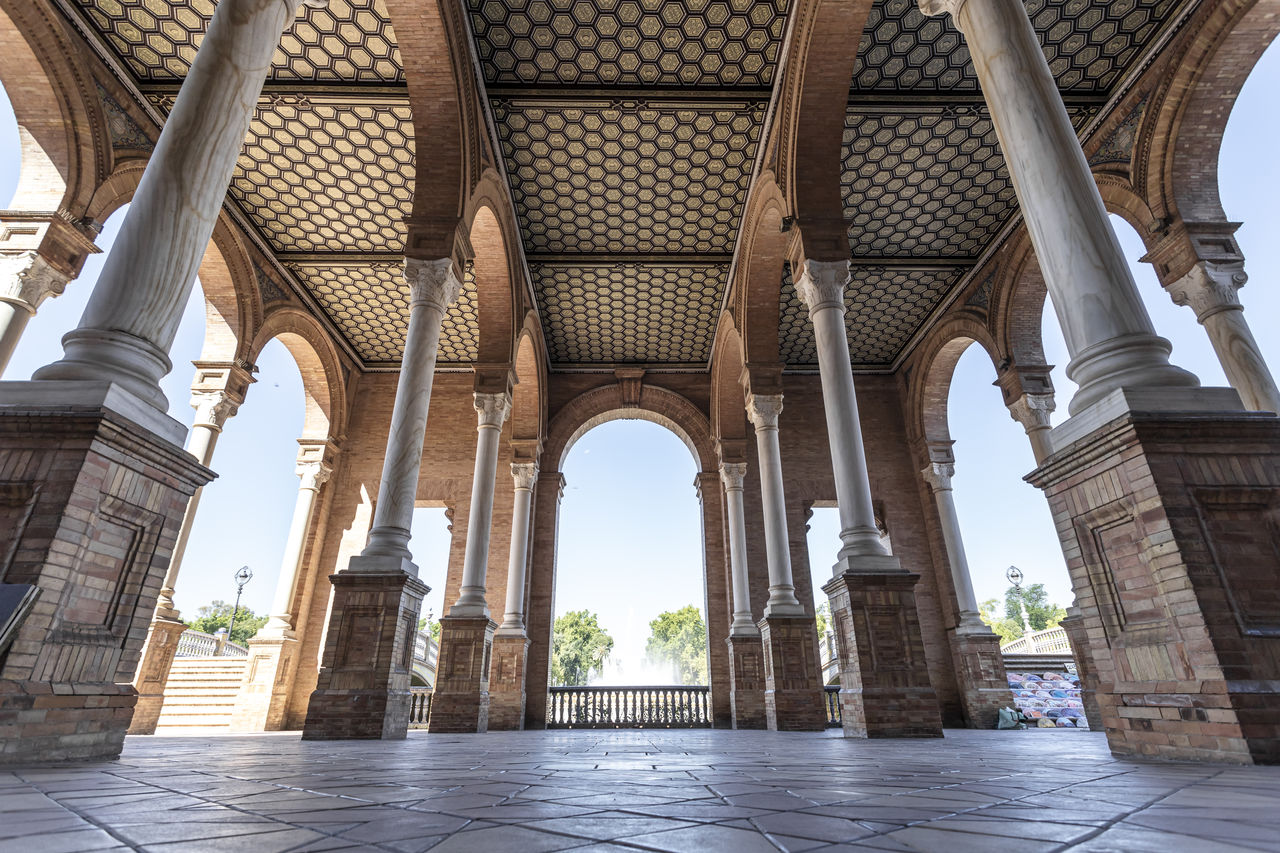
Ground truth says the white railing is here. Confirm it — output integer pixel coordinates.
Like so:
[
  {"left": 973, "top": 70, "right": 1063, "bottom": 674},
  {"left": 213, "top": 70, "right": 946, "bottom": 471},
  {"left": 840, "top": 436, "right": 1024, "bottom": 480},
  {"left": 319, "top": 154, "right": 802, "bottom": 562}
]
[
  {"left": 175, "top": 628, "right": 248, "bottom": 658},
  {"left": 413, "top": 631, "right": 437, "bottom": 669},
  {"left": 1000, "top": 625, "right": 1071, "bottom": 655}
]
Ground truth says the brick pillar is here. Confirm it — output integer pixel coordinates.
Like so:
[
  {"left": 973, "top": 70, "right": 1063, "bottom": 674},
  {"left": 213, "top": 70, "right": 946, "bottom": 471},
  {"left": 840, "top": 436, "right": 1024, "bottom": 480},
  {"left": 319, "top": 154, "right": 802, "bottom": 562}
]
[
  {"left": 947, "top": 628, "right": 1011, "bottom": 729},
  {"left": 1028, "top": 394, "right": 1280, "bottom": 763},
  {"left": 824, "top": 572, "right": 944, "bottom": 738},
  {"left": 759, "top": 615, "right": 826, "bottom": 731},
  {"left": 1058, "top": 610, "right": 1103, "bottom": 730},
  {"left": 524, "top": 471, "right": 564, "bottom": 729},
  {"left": 127, "top": 617, "right": 188, "bottom": 735},
  {"left": 487, "top": 633, "right": 529, "bottom": 730},
  {"left": 696, "top": 470, "right": 732, "bottom": 728},
  {"left": 428, "top": 615, "right": 496, "bottom": 733},
  {"left": 726, "top": 635, "right": 767, "bottom": 729},
  {"left": 231, "top": 636, "right": 299, "bottom": 732},
  {"left": 0, "top": 387, "right": 211, "bottom": 764},
  {"left": 301, "top": 569, "right": 427, "bottom": 740}
]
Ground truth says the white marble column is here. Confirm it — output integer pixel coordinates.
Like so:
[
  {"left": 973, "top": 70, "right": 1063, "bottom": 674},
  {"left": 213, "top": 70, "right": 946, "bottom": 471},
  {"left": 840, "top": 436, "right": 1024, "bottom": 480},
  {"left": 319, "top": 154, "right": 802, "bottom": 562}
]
[
  {"left": 1166, "top": 261, "right": 1280, "bottom": 413},
  {"left": 451, "top": 392, "right": 513, "bottom": 616},
  {"left": 358, "top": 259, "right": 462, "bottom": 567},
  {"left": 261, "top": 444, "right": 333, "bottom": 637},
  {"left": 497, "top": 462, "right": 538, "bottom": 634},
  {"left": 919, "top": 0, "right": 1199, "bottom": 416},
  {"left": 0, "top": 251, "right": 68, "bottom": 374},
  {"left": 745, "top": 393, "right": 805, "bottom": 617},
  {"left": 794, "top": 259, "right": 894, "bottom": 570},
  {"left": 32, "top": 0, "right": 324, "bottom": 409},
  {"left": 919, "top": 459, "right": 986, "bottom": 633},
  {"left": 154, "top": 388, "right": 239, "bottom": 620},
  {"left": 1007, "top": 392, "right": 1056, "bottom": 465},
  {"left": 719, "top": 462, "right": 757, "bottom": 635}
]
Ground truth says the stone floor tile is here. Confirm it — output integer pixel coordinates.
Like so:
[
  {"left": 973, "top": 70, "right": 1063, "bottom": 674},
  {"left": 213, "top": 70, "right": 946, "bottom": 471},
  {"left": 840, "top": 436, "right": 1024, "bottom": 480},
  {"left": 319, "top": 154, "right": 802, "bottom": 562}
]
[
  {"left": 751, "top": 811, "right": 878, "bottom": 843},
  {"left": 139, "top": 827, "right": 330, "bottom": 853},
  {"left": 426, "top": 824, "right": 592, "bottom": 852},
  {"left": 866, "top": 825, "right": 1063, "bottom": 853},
  {"left": 1069, "top": 826, "right": 1270, "bottom": 852},
  {"left": 0, "top": 827, "right": 123, "bottom": 853},
  {"left": 625, "top": 823, "right": 784, "bottom": 852},
  {"left": 524, "top": 814, "right": 700, "bottom": 840}
]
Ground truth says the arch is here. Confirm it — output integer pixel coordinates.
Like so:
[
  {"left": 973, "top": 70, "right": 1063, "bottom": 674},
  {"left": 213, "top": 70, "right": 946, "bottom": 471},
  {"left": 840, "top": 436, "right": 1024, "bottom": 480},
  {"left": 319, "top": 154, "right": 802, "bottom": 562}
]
[
  {"left": 1094, "top": 171, "right": 1161, "bottom": 250},
  {"left": 250, "top": 307, "right": 347, "bottom": 442},
  {"left": 466, "top": 202, "right": 517, "bottom": 364},
  {"left": 908, "top": 315, "right": 1002, "bottom": 447},
  {"left": 194, "top": 215, "right": 262, "bottom": 365},
  {"left": 989, "top": 233, "right": 1051, "bottom": 369},
  {"left": 709, "top": 312, "right": 749, "bottom": 452},
  {"left": 735, "top": 175, "right": 791, "bottom": 365},
  {"left": 510, "top": 319, "right": 546, "bottom": 446}
]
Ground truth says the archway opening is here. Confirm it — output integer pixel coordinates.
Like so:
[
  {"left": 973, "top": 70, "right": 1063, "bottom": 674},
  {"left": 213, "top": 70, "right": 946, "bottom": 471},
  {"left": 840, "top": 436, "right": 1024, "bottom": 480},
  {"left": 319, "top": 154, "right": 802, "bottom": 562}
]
[{"left": 0, "top": 80, "right": 17, "bottom": 206}]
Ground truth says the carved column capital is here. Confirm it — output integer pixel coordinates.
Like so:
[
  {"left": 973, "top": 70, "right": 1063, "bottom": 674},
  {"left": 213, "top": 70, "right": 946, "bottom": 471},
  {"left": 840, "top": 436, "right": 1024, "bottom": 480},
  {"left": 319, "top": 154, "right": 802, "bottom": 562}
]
[
  {"left": 719, "top": 461, "right": 747, "bottom": 492},
  {"left": 1165, "top": 260, "right": 1246, "bottom": 322},
  {"left": 746, "top": 393, "right": 784, "bottom": 431},
  {"left": 405, "top": 257, "right": 463, "bottom": 314},
  {"left": 189, "top": 388, "right": 240, "bottom": 430},
  {"left": 794, "top": 259, "right": 850, "bottom": 317},
  {"left": 920, "top": 462, "right": 955, "bottom": 492},
  {"left": 917, "top": 0, "right": 968, "bottom": 20},
  {"left": 474, "top": 391, "right": 513, "bottom": 429},
  {"left": 295, "top": 439, "right": 337, "bottom": 491},
  {"left": 1007, "top": 392, "right": 1056, "bottom": 432},
  {"left": 511, "top": 461, "right": 539, "bottom": 490},
  {"left": 0, "top": 251, "right": 69, "bottom": 311},
  {"left": 296, "top": 458, "right": 333, "bottom": 492}
]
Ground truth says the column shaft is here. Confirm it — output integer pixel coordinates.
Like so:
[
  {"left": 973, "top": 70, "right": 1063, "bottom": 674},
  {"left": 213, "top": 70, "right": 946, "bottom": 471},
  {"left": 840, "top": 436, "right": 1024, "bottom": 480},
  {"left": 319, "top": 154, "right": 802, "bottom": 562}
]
[
  {"left": 921, "top": 461, "right": 983, "bottom": 629},
  {"left": 499, "top": 463, "right": 538, "bottom": 633},
  {"left": 452, "top": 392, "right": 512, "bottom": 615},
  {"left": 720, "top": 463, "right": 757, "bottom": 634},
  {"left": 0, "top": 251, "right": 69, "bottom": 375},
  {"left": 746, "top": 394, "right": 804, "bottom": 616},
  {"left": 263, "top": 452, "right": 332, "bottom": 635}
]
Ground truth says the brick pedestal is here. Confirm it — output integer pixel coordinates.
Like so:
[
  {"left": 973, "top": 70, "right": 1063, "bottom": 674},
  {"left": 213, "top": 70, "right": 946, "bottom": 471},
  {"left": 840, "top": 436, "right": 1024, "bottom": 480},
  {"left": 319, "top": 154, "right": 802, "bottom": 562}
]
[
  {"left": 301, "top": 562, "right": 427, "bottom": 740},
  {"left": 0, "top": 383, "right": 211, "bottom": 763},
  {"left": 727, "top": 634, "right": 767, "bottom": 729},
  {"left": 231, "top": 635, "right": 298, "bottom": 731},
  {"left": 487, "top": 633, "right": 529, "bottom": 731},
  {"left": 948, "top": 627, "right": 1012, "bottom": 729},
  {"left": 128, "top": 617, "right": 188, "bottom": 735},
  {"left": 824, "top": 570, "right": 944, "bottom": 738},
  {"left": 428, "top": 615, "right": 496, "bottom": 733},
  {"left": 759, "top": 615, "right": 826, "bottom": 731},
  {"left": 1058, "top": 612, "right": 1103, "bottom": 730},
  {"left": 1028, "top": 391, "right": 1280, "bottom": 764}
]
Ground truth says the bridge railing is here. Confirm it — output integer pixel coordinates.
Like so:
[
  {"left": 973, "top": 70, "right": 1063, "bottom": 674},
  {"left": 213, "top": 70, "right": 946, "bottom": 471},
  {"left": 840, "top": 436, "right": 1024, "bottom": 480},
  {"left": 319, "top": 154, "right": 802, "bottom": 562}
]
[
  {"left": 824, "top": 685, "right": 841, "bottom": 727},
  {"left": 409, "top": 688, "right": 432, "bottom": 728},
  {"left": 547, "top": 686, "right": 711, "bottom": 728},
  {"left": 174, "top": 628, "right": 247, "bottom": 658},
  {"left": 1000, "top": 626, "right": 1071, "bottom": 655}
]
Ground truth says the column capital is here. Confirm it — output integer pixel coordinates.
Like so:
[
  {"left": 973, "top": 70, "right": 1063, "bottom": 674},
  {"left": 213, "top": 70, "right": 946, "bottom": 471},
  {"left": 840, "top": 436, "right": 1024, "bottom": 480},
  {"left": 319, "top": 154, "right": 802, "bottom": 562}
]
[
  {"left": 405, "top": 257, "right": 463, "bottom": 314},
  {"left": 794, "top": 259, "right": 850, "bottom": 316},
  {"left": 917, "top": 0, "right": 967, "bottom": 20},
  {"left": 719, "top": 461, "right": 747, "bottom": 491},
  {"left": 746, "top": 392, "right": 784, "bottom": 430},
  {"left": 189, "top": 388, "right": 240, "bottom": 430},
  {"left": 474, "top": 391, "right": 513, "bottom": 429},
  {"left": 1007, "top": 391, "right": 1056, "bottom": 432},
  {"left": 920, "top": 461, "right": 955, "bottom": 492},
  {"left": 0, "top": 251, "right": 69, "bottom": 311},
  {"left": 296, "top": 458, "right": 333, "bottom": 491},
  {"left": 1166, "top": 260, "right": 1246, "bottom": 322},
  {"left": 511, "top": 461, "right": 539, "bottom": 490},
  {"left": 296, "top": 438, "right": 338, "bottom": 490}
]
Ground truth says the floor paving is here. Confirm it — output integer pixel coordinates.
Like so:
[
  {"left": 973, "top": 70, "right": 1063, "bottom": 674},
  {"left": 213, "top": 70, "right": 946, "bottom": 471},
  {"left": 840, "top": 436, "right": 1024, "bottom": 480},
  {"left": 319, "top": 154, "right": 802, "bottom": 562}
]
[{"left": 2, "top": 728, "right": 1279, "bottom": 852}]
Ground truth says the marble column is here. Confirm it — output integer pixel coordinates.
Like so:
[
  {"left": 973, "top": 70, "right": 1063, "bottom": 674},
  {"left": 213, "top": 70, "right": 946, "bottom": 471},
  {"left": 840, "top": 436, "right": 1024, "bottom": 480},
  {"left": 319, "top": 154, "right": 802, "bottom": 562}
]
[
  {"left": 451, "top": 391, "right": 513, "bottom": 616},
  {"left": 489, "top": 461, "right": 537, "bottom": 730},
  {"left": 744, "top": 393, "right": 805, "bottom": 617},
  {"left": 33, "top": 0, "right": 323, "bottom": 409},
  {"left": 918, "top": 456, "right": 983, "bottom": 632},
  {"left": 262, "top": 443, "right": 334, "bottom": 637},
  {"left": 720, "top": 461, "right": 766, "bottom": 729},
  {"left": 794, "top": 259, "right": 897, "bottom": 571},
  {"left": 498, "top": 462, "right": 538, "bottom": 633},
  {"left": 0, "top": 251, "right": 68, "bottom": 374},
  {"left": 1165, "top": 261, "right": 1280, "bottom": 413},
  {"left": 919, "top": 0, "right": 1199, "bottom": 416},
  {"left": 1007, "top": 392, "right": 1056, "bottom": 465}
]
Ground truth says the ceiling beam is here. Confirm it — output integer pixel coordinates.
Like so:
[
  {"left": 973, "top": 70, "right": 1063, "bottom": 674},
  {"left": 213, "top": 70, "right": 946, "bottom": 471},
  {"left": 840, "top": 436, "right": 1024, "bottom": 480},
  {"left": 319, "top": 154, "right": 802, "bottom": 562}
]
[{"left": 527, "top": 253, "right": 733, "bottom": 266}]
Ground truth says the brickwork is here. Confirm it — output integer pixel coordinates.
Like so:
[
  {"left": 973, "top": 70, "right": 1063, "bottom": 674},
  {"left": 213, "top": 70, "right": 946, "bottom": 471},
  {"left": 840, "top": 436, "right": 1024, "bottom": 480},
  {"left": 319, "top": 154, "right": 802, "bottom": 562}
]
[
  {"left": 1029, "top": 408, "right": 1280, "bottom": 764},
  {"left": 428, "top": 615, "right": 496, "bottom": 733},
  {"left": 947, "top": 629, "right": 1013, "bottom": 730},
  {"left": 726, "top": 635, "right": 767, "bottom": 729},
  {"left": 824, "top": 571, "right": 944, "bottom": 738},
  {"left": 759, "top": 615, "right": 826, "bottom": 731},
  {"left": 128, "top": 617, "right": 186, "bottom": 735},
  {"left": 488, "top": 633, "right": 529, "bottom": 730},
  {"left": 231, "top": 636, "right": 298, "bottom": 732},
  {"left": 1059, "top": 612, "right": 1104, "bottom": 730},
  {"left": 0, "top": 399, "right": 211, "bottom": 763}
]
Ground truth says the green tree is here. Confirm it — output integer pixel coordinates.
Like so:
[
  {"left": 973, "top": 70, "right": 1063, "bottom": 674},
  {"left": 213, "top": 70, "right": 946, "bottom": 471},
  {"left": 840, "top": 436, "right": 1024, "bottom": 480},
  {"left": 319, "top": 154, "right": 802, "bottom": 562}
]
[
  {"left": 186, "top": 600, "right": 268, "bottom": 646},
  {"left": 815, "top": 601, "right": 831, "bottom": 638},
  {"left": 979, "top": 584, "right": 1068, "bottom": 645},
  {"left": 645, "top": 605, "right": 708, "bottom": 685},
  {"left": 979, "top": 598, "right": 1022, "bottom": 645},
  {"left": 550, "top": 610, "right": 614, "bottom": 685},
  {"left": 417, "top": 617, "right": 441, "bottom": 644}
]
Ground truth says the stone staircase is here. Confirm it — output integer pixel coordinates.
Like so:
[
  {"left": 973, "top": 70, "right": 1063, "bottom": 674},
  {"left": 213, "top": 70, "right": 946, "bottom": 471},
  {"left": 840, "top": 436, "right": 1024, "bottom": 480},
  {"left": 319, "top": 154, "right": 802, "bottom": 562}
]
[{"left": 153, "top": 657, "right": 247, "bottom": 733}]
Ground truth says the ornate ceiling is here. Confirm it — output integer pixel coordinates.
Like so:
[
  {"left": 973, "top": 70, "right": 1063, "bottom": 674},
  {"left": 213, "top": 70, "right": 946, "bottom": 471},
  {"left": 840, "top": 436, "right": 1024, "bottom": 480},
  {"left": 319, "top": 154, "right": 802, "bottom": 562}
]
[{"left": 61, "top": 0, "right": 1191, "bottom": 371}]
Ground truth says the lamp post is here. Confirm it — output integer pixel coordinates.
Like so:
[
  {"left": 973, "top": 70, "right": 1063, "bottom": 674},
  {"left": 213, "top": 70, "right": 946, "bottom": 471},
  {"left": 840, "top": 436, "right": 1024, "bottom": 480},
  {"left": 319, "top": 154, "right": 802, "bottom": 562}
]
[
  {"left": 1005, "top": 565, "right": 1035, "bottom": 645},
  {"left": 224, "top": 565, "right": 253, "bottom": 652}
]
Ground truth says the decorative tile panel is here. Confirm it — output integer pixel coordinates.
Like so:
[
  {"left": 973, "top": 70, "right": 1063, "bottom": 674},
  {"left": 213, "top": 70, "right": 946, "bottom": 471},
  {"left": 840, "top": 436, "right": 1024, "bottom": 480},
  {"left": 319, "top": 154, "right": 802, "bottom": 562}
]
[{"left": 532, "top": 263, "right": 725, "bottom": 363}]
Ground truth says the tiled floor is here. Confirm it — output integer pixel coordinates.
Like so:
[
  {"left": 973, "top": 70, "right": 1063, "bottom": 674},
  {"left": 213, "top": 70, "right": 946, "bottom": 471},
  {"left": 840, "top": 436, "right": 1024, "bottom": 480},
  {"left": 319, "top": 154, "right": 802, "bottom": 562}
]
[{"left": 2, "top": 729, "right": 1279, "bottom": 852}]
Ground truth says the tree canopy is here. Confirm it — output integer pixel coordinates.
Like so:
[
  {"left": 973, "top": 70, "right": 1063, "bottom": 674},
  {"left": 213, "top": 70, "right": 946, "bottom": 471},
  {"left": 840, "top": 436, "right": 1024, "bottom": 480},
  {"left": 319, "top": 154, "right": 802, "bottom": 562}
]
[
  {"left": 645, "top": 605, "right": 708, "bottom": 685},
  {"left": 551, "top": 609, "right": 614, "bottom": 685},
  {"left": 980, "top": 583, "right": 1067, "bottom": 645},
  {"left": 185, "top": 600, "right": 268, "bottom": 646}
]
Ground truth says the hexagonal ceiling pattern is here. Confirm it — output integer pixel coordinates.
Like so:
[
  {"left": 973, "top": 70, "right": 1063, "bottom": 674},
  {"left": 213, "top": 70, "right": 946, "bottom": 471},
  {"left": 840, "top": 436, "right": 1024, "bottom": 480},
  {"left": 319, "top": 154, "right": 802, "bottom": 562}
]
[
  {"left": 75, "top": 0, "right": 402, "bottom": 82},
  {"left": 468, "top": 0, "right": 788, "bottom": 87}
]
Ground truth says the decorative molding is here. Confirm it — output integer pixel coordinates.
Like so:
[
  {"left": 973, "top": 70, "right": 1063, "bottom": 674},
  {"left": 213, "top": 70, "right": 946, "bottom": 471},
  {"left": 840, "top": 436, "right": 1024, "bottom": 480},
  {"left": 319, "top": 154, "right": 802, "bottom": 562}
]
[
  {"left": 745, "top": 393, "right": 784, "bottom": 431},
  {"left": 94, "top": 81, "right": 153, "bottom": 150},
  {"left": 1165, "top": 261, "right": 1245, "bottom": 322},
  {"left": 0, "top": 251, "right": 69, "bottom": 309},
  {"left": 405, "top": 258, "right": 464, "bottom": 316},
  {"left": 474, "top": 392, "right": 513, "bottom": 429},
  {"left": 719, "top": 462, "right": 747, "bottom": 492},
  {"left": 511, "top": 462, "right": 539, "bottom": 491}
]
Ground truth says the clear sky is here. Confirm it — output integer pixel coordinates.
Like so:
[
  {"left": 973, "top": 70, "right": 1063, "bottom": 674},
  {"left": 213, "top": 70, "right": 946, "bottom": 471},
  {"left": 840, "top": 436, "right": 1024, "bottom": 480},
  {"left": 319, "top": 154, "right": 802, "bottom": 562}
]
[{"left": 1, "top": 38, "right": 1276, "bottom": 669}]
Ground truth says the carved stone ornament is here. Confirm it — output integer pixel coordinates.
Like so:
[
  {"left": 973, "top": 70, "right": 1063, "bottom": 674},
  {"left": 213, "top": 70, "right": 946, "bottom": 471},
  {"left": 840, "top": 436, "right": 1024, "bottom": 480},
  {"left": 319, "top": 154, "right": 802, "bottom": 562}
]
[
  {"left": 1166, "top": 261, "right": 1246, "bottom": 321},
  {"left": 745, "top": 393, "right": 784, "bottom": 431},
  {"left": 916, "top": 0, "right": 967, "bottom": 19},
  {"left": 405, "top": 257, "right": 463, "bottom": 315},
  {"left": 474, "top": 392, "right": 513, "bottom": 429},
  {"left": 794, "top": 259, "right": 850, "bottom": 317},
  {"left": 296, "top": 459, "right": 333, "bottom": 492},
  {"left": 1006, "top": 392, "right": 1056, "bottom": 432},
  {"left": 511, "top": 462, "right": 539, "bottom": 490},
  {"left": 719, "top": 461, "right": 747, "bottom": 491},
  {"left": 919, "top": 462, "right": 955, "bottom": 492},
  {"left": 0, "top": 251, "right": 70, "bottom": 309},
  {"left": 189, "top": 389, "right": 240, "bottom": 430}
]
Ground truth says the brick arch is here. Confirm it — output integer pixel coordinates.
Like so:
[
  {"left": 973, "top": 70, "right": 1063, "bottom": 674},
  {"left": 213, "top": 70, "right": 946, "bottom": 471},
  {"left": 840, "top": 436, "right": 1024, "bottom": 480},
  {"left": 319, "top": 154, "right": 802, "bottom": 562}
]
[
  {"left": 193, "top": 215, "right": 262, "bottom": 366},
  {"left": 464, "top": 197, "right": 518, "bottom": 364},
  {"left": 735, "top": 173, "right": 791, "bottom": 365},
  {"left": 510, "top": 319, "right": 546, "bottom": 446},
  {"left": 545, "top": 384, "right": 716, "bottom": 475},
  {"left": 710, "top": 312, "right": 748, "bottom": 451},
  {"left": 907, "top": 315, "right": 1001, "bottom": 449},
  {"left": 989, "top": 232, "right": 1051, "bottom": 369},
  {"left": 1095, "top": 171, "right": 1160, "bottom": 249},
  {"left": 250, "top": 307, "right": 348, "bottom": 442}
]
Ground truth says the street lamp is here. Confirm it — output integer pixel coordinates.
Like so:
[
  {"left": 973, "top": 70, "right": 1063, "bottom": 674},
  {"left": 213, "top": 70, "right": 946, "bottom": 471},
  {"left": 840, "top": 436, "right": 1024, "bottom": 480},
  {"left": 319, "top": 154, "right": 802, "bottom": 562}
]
[
  {"left": 1005, "top": 565, "right": 1034, "bottom": 638},
  {"left": 224, "top": 565, "right": 253, "bottom": 651}
]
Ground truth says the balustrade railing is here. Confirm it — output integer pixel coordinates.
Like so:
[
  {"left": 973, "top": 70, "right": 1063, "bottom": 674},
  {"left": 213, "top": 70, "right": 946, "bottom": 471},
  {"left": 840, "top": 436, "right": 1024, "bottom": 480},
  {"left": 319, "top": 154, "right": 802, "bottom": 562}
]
[
  {"left": 824, "top": 685, "right": 841, "bottom": 728},
  {"left": 546, "top": 686, "right": 711, "bottom": 728},
  {"left": 1000, "top": 626, "right": 1071, "bottom": 655},
  {"left": 409, "top": 688, "right": 432, "bottom": 728},
  {"left": 175, "top": 628, "right": 248, "bottom": 658}
]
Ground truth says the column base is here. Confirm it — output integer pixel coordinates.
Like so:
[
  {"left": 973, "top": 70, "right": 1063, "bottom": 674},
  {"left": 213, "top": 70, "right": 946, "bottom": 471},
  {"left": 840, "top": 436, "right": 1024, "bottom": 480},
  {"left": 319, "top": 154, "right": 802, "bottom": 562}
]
[
  {"left": 759, "top": 616, "right": 826, "bottom": 731},
  {"left": 727, "top": 634, "right": 767, "bottom": 729},
  {"left": 428, "top": 615, "right": 497, "bottom": 733},
  {"left": 231, "top": 635, "right": 299, "bottom": 732},
  {"left": 0, "top": 382, "right": 210, "bottom": 764},
  {"left": 129, "top": 617, "right": 188, "bottom": 735},
  {"left": 1030, "top": 393, "right": 1280, "bottom": 763},
  {"left": 1057, "top": 612, "right": 1103, "bottom": 730},
  {"left": 823, "top": 567, "right": 944, "bottom": 739},
  {"left": 947, "top": 626, "right": 1013, "bottom": 730},
  {"left": 487, "top": 633, "right": 529, "bottom": 731},
  {"left": 301, "top": 565, "right": 427, "bottom": 741}
]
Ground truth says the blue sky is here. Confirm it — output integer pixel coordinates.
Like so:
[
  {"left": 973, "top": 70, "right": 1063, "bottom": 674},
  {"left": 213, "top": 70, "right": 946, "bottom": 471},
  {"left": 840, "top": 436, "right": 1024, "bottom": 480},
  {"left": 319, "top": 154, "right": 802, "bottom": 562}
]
[{"left": 1, "top": 38, "right": 1277, "bottom": 666}]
